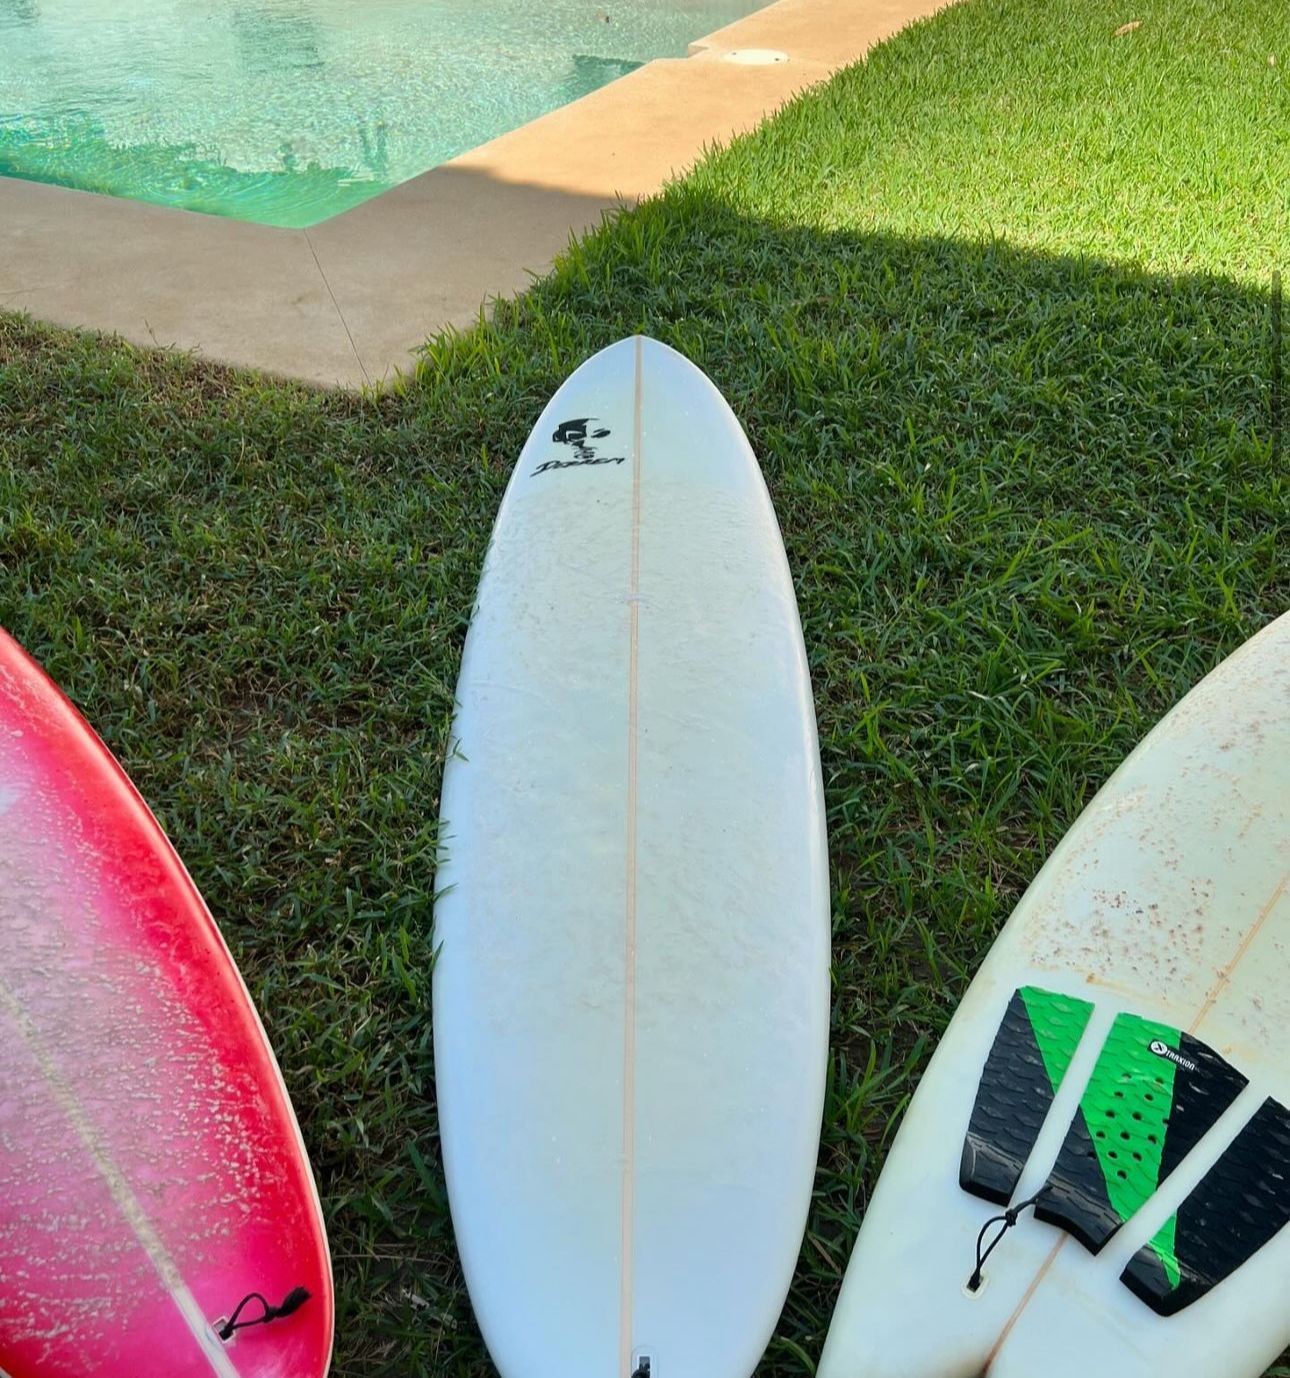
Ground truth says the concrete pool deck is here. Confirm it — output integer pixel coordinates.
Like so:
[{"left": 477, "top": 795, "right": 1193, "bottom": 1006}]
[{"left": 0, "top": 0, "right": 950, "bottom": 389}]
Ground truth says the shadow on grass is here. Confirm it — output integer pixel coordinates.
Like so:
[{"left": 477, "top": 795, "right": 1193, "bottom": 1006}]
[{"left": 1, "top": 196, "right": 1285, "bottom": 1376}]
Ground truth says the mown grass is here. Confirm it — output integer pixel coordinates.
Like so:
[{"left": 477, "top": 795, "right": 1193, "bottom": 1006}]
[{"left": 1, "top": 0, "right": 1287, "bottom": 1372}]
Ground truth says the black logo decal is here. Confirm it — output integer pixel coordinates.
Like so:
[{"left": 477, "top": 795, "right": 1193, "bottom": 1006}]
[
  {"left": 533, "top": 417, "right": 625, "bottom": 476},
  {"left": 533, "top": 455, "right": 626, "bottom": 475},
  {"left": 552, "top": 418, "right": 611, "bottom": 448}
]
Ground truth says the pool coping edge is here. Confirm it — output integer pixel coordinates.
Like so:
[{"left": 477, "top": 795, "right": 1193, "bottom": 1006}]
[{"left": 0, "top": 0, "right": 956, "bottom": 388}]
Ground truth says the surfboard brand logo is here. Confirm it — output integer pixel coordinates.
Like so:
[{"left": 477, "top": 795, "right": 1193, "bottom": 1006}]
[
  {"left": 1149, "top": 1039, "right": 1198, "bottom": 1072},
  {"left": 552, "top": 417, "right": 610, "bottom": 447},
  {"left": 532, "top": 417, "right": 626, "bottom": 476},
  {"left": 533, "top": 455, "right": 627, "bottom": 475}
]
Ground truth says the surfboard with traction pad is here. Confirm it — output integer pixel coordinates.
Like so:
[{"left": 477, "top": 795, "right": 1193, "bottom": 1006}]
[
  {"left": 818, "top": 611, "right": 1290, "bottom": 1378},
  {"left": 0, "top": 629, "right": 333, "bottom": 1378}
]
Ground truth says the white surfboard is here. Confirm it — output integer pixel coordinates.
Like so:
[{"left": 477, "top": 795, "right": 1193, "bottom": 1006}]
[
  {"left": 433, "top": 336, "right": 830, "bottom": 1378},
  {"left": 819, "top": 612, "right": 1290, "bottom": 1378}
]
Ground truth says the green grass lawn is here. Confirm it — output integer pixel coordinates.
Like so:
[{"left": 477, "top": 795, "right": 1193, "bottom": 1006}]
[{"left": 1, "top": 0, "right": 1287, "bottom": 1372}]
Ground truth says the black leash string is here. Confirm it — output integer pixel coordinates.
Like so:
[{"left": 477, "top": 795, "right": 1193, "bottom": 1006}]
[
  {"left": 967, "top": 1186, "right": 1051, "bottom": 1292},
  {"left": 217, "top": 1286, "right": 312, "bottom": 1341}
]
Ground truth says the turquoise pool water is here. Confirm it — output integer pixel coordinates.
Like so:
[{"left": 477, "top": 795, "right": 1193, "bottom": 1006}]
[{"left": 0, "top": 0, "right": 765, "bottom": 227}]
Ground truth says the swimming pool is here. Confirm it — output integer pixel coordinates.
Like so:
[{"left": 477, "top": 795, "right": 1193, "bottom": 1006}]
[{"left": 0, "top": 0, "right": 768, "bottom": 227}]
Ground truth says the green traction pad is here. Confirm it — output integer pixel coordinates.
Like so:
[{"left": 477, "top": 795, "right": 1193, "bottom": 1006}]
[
  {"left": 960, "top": 986, "right": 1094, "bottom": 1205},
  {"left": 959, "top": 988, "right": 1287, "bottom": 1313}
]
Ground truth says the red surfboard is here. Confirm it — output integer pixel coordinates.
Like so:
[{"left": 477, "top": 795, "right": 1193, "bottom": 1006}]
[{"left": 0, "top": 629, "right": 333, "bottom": 1378}]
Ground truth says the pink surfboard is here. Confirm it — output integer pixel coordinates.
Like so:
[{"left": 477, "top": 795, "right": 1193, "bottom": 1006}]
[{"left": 0, "top": 629, "right": 333, "bottom": 1378}]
